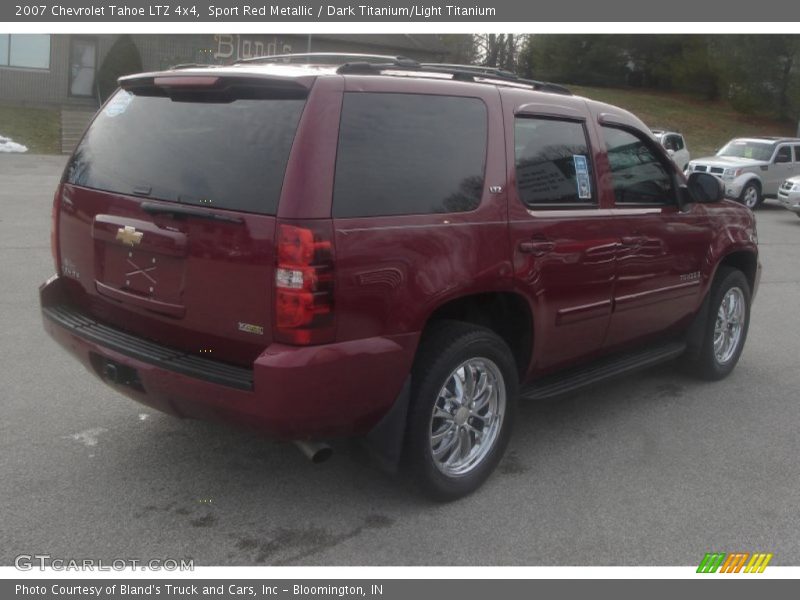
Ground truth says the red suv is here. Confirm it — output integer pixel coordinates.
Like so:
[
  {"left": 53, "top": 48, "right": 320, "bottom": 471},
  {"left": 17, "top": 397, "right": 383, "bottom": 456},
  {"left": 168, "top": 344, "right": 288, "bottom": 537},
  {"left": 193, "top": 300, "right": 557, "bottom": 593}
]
[{"left": 41, "top": 55, "right": 760, "bottom": 500}]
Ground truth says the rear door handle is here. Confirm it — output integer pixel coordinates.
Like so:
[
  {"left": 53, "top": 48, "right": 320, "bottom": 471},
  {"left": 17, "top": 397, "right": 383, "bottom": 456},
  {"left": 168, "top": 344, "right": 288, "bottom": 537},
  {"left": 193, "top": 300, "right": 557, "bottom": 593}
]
[
  {"left": 621, "top": 235, "right": 645, "bottom": 247},
  {"left": 519, "top": 240, "right": 555, "bottom": 256}
]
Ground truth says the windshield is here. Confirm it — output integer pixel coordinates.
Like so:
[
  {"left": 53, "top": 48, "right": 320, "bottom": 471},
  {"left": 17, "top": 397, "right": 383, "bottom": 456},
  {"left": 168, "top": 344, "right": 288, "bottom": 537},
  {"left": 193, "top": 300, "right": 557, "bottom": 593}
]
[{"left": 717, "top": 139, "right": 775, "bottom": 161}]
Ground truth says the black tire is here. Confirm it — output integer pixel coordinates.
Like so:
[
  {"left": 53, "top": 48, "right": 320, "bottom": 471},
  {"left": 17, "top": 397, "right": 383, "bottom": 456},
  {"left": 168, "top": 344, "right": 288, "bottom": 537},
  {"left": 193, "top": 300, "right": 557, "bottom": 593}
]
[
  {"left": 406, "top": 321, "right": 518, "bottom": 501},
  {"left": 739, "top": 181, "right": 762, "bottom": 210},
  {"left": 684, "top": 267, "right": 751, "bottom": 380}
]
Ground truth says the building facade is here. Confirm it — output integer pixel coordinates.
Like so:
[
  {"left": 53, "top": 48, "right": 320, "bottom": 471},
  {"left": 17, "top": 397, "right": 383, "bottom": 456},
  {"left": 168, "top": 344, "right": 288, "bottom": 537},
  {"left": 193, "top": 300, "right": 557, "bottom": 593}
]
[{"left": 0, "top": 33, "right": 450, "bottom": 109}]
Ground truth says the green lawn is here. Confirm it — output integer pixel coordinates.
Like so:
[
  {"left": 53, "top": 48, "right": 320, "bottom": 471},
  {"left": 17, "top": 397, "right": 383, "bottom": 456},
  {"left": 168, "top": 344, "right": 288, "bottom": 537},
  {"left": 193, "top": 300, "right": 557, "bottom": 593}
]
[
  {"left": 570, "top": 85, "right": 797, "bottom": 158},
  {"left": 0, "top": 104, "right": 61, "bottom": 154}
]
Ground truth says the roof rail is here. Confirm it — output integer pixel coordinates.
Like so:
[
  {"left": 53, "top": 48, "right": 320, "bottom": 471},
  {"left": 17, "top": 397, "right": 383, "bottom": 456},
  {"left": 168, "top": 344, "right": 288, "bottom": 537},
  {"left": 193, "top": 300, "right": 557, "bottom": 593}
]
[
  {"left": 230, "top": 53, "right": 572, "bottom": 96},
  {"left": 338, "top": 60, "right": 572, "bottom": 96},
  {"left": 234, "top": 52, "right": 418, "bottom": 66}
]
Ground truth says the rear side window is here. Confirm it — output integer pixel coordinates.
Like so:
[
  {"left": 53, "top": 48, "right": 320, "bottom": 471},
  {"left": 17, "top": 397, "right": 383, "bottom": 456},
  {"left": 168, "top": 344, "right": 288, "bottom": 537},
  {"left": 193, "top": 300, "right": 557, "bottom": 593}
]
[
  {"left": 66, "top": 88, "right": 306, "bottom": 215},
  {"left": 602, "top": 126, "right": 674, "bottom": 205},
  {"left": 333, "top": 93, "right": 487, "bottom": 218},
  {"left": 514, "top": 117, "right": 595, "bottom": 207},
  {"left": 775, "top": 146, "right": 792, "bottom": 162}
]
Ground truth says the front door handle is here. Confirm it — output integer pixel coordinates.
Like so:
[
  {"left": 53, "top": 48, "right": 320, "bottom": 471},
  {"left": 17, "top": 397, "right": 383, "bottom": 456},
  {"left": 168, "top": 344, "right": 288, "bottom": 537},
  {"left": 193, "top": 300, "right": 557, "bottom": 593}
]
[{"left": 519, "top": 240, "right": 555, "bottom": 256}]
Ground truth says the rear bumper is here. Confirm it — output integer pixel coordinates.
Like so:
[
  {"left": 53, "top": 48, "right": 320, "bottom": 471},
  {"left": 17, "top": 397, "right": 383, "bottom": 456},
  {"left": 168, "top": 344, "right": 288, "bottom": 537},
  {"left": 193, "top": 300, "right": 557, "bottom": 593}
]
[{"left": 40, "top": 275, "right": 418, "bottom": 439}]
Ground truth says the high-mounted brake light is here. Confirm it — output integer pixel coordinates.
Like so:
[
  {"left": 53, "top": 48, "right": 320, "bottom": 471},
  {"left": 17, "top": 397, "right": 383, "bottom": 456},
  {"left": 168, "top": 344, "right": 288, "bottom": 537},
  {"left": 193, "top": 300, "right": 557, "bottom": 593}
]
[
  {"left": 274, "top": 222, "right": 335, "bottom": 345},
  {"left": 153, "top": 76, "right": 221, "bottom": 88}
]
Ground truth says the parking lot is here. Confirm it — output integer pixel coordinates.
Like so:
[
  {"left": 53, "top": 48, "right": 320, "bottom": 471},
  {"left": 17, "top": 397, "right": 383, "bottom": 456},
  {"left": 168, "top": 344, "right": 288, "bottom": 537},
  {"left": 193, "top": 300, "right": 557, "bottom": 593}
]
[{"left": 1, "top": 153, "right": 799, "bottom": 566}]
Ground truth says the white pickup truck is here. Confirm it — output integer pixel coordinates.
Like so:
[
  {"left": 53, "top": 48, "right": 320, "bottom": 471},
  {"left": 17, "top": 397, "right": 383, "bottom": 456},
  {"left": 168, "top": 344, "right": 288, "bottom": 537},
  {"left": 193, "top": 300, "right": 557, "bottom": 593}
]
[{"left": 652, "top": 130, "right": 690, "bottom": 171}]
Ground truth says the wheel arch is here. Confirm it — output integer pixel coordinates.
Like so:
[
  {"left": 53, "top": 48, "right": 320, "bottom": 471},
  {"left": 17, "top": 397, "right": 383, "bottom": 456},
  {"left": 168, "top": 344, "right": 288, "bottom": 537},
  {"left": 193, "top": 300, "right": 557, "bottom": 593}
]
[
  {"left": 738, "top": 175, "right": 763, "bottom": 193},
  {"left": 687, "top": 249, "right": 758, "bottom": 355},
  {"left": 716, "top": 249, "right": 759, "bottom": 294},
  {"left": 420, "top": 291, "right": 534, "bottom": 381}
]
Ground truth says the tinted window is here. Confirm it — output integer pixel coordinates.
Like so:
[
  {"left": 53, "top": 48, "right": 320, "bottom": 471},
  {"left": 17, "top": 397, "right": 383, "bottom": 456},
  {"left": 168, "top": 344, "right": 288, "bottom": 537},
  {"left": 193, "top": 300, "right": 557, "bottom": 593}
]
[
  {"left": 775, "top": 146, "right": 792, "bottom": 162},
  {"left": 794, "top": 146, "right": 800, "bottom": 162},
  {"left": 333, "top": 93, "right": 487, "bottom": 217},
  {"left": 514, "top": 117, "right": 594, "bottom": 206},
  {"left": 66, "top": 89, "right": 306, "bottom": 215},
  {"left": 603, "top": 126, "right": 674, "bottom": 205}
]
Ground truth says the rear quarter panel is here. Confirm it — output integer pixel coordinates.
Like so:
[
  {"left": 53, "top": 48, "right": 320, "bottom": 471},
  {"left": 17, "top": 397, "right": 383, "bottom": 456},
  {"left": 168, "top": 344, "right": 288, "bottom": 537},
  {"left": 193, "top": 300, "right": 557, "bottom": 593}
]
[{"left": 330, "top": 78, "right": 513, "bottom": 342}]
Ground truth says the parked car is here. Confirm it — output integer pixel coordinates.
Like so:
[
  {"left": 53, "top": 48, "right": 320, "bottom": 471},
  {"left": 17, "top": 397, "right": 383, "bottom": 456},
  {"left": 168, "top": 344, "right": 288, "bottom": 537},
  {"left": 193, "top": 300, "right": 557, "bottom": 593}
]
[
  {"left": 686, "top": 136, "right": 800, "bottom": 209},
  {"left": 652, "top": 129, "right": 690, "bottom": 170},
  {"left": 40, "top": 55, "right": 761, "bottom": 500},
  {"left": 778, "top": 176, "right": 800, "bottom": 217}
]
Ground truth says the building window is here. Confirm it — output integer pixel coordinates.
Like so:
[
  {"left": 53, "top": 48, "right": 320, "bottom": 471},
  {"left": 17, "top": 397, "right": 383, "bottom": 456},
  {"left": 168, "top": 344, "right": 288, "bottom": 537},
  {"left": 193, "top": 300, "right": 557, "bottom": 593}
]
[
  {"left": 69, "top": 38, "right": 97, "bottom": 96},
  {"left": 0, "top": 34, "right": 51, "bottom": 69}
]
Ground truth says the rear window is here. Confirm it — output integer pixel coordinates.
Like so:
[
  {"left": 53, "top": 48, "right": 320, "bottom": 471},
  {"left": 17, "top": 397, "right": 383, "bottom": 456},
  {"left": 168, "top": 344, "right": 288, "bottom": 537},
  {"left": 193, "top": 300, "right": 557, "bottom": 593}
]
[
  {"left": 65, "top": 88, "right": 306, "bottom": 215},
  {"left": 333, "top": 93, "right": 487, "bottom": 218}
]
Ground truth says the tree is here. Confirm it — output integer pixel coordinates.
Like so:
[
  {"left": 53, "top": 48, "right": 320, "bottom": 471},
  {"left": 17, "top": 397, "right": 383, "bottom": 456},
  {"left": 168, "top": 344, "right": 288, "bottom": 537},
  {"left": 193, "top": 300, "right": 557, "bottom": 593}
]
[
  {"left": 713, "top": 36, "right": 800, "bottom": 119},
  {"left": 437, "top": 34, "right": 479, "bottom": 65},
  {"left": 96, "top": 35, "right": 143, "bottom": 103},
  {"left": 475, "top": 34, "right": 524, "bottom": 72}
]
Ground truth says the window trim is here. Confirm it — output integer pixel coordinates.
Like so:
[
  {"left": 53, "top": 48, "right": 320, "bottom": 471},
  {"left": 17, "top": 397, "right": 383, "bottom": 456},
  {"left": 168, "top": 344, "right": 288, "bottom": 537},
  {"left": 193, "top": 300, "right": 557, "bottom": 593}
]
[
  {"left": 513, "top": 114, "right": 598, "bottom": 211},
  {"left": 601, "top": 122, "right": 680, "bottom": 208}
]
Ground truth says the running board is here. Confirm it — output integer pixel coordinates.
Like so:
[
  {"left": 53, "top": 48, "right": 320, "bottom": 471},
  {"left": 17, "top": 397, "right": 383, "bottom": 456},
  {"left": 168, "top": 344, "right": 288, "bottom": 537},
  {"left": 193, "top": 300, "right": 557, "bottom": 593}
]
[{"left": 520, "top": 341, "right": 687, "bottom": 401}]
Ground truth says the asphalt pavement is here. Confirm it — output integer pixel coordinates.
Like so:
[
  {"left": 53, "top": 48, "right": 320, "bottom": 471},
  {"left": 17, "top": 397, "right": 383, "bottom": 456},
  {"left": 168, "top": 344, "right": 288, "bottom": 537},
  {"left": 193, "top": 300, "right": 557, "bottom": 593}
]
[{"left": 1, "top": 154, "right": 798, "bottom": 566}]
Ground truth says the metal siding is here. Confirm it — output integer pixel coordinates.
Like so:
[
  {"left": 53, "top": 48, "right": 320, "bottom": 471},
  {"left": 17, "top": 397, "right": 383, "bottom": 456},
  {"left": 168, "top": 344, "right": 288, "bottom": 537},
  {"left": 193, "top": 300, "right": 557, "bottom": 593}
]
[{"left": 0, "top": 34, "right": 115, "bottom": 107}]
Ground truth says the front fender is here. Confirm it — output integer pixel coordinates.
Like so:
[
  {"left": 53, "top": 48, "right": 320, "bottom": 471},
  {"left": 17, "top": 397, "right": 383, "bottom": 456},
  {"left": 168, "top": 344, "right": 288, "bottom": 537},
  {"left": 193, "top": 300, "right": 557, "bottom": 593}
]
[{"left": 725, "top": 173, "right": 762, "bottom": 198}]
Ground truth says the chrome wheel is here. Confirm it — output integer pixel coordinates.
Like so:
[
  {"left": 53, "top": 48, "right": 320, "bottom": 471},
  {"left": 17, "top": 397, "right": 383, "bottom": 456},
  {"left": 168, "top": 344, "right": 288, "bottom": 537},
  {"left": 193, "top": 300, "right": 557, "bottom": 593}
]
[
  {"left": 713, "top": 287, "right": 746, "bottom": 365},
  {"left": 742, "top": 185, "right": 759, "bottom": 209},
  {"left": 429, "top": 357, "right": 506, "bottom": 477}
]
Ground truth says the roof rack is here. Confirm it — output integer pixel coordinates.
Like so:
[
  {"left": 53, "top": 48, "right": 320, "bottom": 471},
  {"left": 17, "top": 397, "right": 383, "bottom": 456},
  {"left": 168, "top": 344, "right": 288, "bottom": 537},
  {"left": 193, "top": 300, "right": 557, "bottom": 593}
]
[
  {"left": 337, "top": 60, "right": 572, "bottom": 96},
  {"left": 231, "top": 53, "right": 572, "bottom": 96},
  {"left": 234, "top": 52, "right": 417, "bottom": 66}
]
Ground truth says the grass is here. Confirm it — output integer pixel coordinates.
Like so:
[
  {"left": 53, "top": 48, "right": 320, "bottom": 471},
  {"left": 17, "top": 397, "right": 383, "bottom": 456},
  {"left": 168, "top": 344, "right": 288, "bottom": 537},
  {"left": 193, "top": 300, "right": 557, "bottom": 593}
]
[
  {"left": 0, "top": 104, "right": 61, "bottom": 154},
  {"left": 570, "top": 85, "right": 797, "bottom": 158}
]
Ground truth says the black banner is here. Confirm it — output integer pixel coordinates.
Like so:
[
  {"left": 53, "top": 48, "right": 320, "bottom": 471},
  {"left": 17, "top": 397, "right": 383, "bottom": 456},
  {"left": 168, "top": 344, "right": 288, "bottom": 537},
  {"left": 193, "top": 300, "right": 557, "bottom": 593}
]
[
  {"left": 4, "top": 580, "right": 800, "bottom": 600},
  {"left": 3, "top": 0, "right": 800, "bottom": 22}
]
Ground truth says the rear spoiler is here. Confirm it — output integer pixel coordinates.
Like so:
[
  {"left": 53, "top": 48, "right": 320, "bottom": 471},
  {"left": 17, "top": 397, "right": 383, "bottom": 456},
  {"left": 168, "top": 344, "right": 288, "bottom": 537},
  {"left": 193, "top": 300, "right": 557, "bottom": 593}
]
[{"left": 118, "top": 72, "right": 312, "bottom": 100}]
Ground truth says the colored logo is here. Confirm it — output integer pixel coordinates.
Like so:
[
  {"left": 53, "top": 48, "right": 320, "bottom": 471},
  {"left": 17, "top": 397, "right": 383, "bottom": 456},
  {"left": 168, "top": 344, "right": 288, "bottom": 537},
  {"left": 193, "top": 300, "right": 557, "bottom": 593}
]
[
  {"left": 697, "top": 552, "right": 773, "bottom": 573},
  {"left": 116, "top": 225, "right": 143, "bottom": 247}
]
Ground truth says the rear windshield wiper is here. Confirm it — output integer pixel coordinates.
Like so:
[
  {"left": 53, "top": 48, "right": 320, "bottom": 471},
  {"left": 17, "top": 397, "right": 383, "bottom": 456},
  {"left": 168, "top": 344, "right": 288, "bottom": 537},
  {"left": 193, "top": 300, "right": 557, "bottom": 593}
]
[{"left": 140, "top": 201, "right": 244, "bottom": 224}]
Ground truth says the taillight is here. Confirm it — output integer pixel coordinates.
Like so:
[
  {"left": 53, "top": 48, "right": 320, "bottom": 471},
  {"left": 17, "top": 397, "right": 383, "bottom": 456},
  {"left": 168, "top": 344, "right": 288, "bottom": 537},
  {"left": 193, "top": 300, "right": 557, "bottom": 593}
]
[
  {"left": 50, "top": 185, "right": 62, "bottom": 273},
  {"left": 274, "top": 221, "right": 335, "bottom": 345}
]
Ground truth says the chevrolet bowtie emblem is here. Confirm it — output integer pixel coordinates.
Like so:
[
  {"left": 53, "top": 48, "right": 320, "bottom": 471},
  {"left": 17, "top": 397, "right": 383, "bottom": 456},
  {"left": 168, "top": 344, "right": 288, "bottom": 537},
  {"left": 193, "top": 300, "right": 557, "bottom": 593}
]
[{"left": 116, "top": 225, "right": 143, "bottom": 247}]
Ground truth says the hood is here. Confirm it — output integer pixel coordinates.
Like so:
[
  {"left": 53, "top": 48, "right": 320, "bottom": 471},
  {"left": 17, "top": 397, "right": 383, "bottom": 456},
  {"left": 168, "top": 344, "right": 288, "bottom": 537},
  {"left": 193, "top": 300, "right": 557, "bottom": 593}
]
[{"left": 690, "top": 155, "right": 768, "bottom": 169}]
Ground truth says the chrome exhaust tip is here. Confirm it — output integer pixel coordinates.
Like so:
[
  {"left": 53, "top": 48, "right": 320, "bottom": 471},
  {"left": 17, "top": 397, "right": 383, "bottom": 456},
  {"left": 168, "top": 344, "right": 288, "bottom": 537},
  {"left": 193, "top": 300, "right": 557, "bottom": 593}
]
[{"left": 293, "top": 440, "right": 333, "bottom": 464}]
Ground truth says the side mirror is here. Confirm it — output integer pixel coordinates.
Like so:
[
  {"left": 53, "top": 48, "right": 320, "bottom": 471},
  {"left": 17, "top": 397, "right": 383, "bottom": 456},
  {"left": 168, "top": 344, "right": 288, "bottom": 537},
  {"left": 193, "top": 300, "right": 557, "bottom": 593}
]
[{"left": 685, "top": 172, "right": 725, "bottom": 204}]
